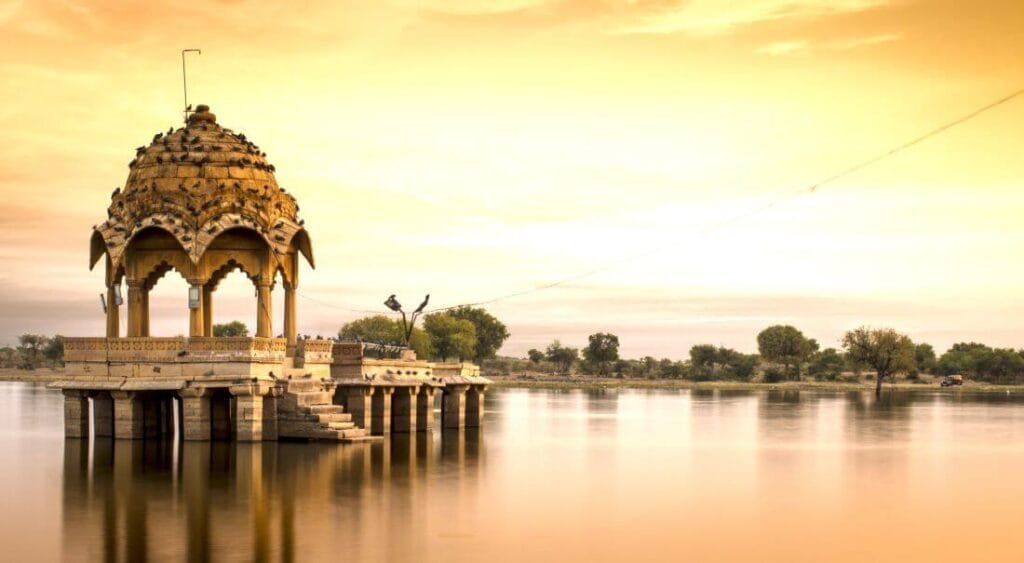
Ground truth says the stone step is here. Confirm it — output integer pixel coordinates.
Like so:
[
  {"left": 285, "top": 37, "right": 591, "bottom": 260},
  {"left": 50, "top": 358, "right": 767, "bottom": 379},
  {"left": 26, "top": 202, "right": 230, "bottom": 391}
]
[
  {"left": 326, "top": 421, "right": 356, "bottom": 431},
  {"left": 294, "top": 391, "right": 331, "bottom": 406},
  {"left": 314, "top": 412, "right": 352, "bottom": 423},
  {"left": 302, "top": 404, "right": 345, "bottom": 414}
]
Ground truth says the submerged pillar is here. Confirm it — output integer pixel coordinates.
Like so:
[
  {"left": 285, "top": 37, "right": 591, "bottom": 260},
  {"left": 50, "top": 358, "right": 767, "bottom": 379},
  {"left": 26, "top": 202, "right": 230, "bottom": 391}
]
[
  {"left": 371, "top": 386, "right": 394, "bottom": 436},
  {"left": 111, "top": 391, "right": 143, "bottom": 439},
  {"left": 63, "top": 390, "right": 90, "bottom": 438},
  {"left": 442, "top": 385, "right": 468, "bottom": 429},
  {"left": 262, "top": 386, "right": 281, "bottom": 441},
  {"left": 178, "top": 387, "right": 211, "bottom": 441},
  {"left": 92, "top": 393, "right": 114, "bottom": 437},
  {"left": 417, "top": 386, "right": 436, "bottom": 431},
  {"left": 465, "top": 386, "right": 485, "bottom": 428},
  {"left": 336, "top": 385, "right": 372, "bottom": 430},
  {"left": 230, "top": 384, "right": 265, "bottom": 442},
  {"left": 391, "top": 386, "right": 418, "bottom": 433}
]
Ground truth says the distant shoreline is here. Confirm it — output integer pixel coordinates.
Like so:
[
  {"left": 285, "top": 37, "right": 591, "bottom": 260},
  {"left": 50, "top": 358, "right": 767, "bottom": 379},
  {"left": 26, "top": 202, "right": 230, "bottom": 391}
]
[
  {"left": 485, "top": 374, "right": 1024, "bottom": 394},
  {"left": 4, "top": 369, "right": 1022, "bottom": 395}
]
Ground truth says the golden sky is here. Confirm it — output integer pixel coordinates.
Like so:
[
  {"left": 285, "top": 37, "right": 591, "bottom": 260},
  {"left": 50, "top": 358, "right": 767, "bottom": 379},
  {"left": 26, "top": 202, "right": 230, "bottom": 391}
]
[{"left": 1, "top": 0, "right": 1022, "bottom": 357}]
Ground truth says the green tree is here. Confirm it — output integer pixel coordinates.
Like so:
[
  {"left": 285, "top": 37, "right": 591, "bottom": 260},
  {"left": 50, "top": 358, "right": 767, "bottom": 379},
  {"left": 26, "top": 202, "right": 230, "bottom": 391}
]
[
  {"left": 339, "top": 315, "right": 431, "bottom": 358},
  {"left": 423, "top": 313, "right": 476, "bottom": 362},
  {"left": 937, "top": 342, "right": 991, "bottom": 377},
  {"left": 545, "top": 340, "right": 578, "bottom": 374},
  {"left": 447, "top": 306, "right": 510, "bottom": 362},
  {"left": 808, "top": 348, "right": 845, "bottom": 381},
  {"left": 911, "top": 343, "right": 937, "bottom": 378},
  {"left": 527, "top": 349, "right": 545, "bottom": 364},
  {"left": 842, "top": 327, "right": 915, "bottom": 397},
  {"left": 689, "top": 344, "right": 719, "bottom": 378},
  {"left": 975, "top": 348, "right": 1024, "bottom": 384},
  {"left": 757, "top": 325, "right": 814, "bottom": 380},
  {"left": 582, "top": 333, "right": 620, "bottom": 376},
  {"left": 213, "top": 321, "right": 249, "bottom": 337},
  {"left": 16, "top": 334, "right": 49, "bottom": 370},
  {"left": 43, "top": 335, "right": 65, "bottom": 367}
]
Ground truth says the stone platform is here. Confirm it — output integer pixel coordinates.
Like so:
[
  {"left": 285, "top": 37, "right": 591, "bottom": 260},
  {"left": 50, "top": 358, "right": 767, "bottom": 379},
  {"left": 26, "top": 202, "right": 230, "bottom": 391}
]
[{"left": 53, "top": 338, "right": 489, "bottom": 442}]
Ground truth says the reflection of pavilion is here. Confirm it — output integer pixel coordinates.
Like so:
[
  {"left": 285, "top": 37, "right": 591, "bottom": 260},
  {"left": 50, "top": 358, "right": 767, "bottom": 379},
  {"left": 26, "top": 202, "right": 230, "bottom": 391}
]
[
  {"left": 61, "top": 433, "right": 482, "bottom": 560},
  {"left": 52, "top": 105, "right": 488, "bottom": 442}
]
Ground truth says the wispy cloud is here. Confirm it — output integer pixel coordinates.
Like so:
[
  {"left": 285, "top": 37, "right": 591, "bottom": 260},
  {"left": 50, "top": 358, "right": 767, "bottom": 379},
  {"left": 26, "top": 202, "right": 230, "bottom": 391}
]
[
  {"left": 618, "top": 0, "right": 887, "bottom": 35},
  {"left": 756, "top": 33, "right": 900, "bottom": 56}
]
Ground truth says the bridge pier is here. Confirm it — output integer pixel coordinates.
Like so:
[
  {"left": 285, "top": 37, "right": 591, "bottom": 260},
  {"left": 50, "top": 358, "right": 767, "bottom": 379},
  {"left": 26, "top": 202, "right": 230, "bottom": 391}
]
[
  {"left": 63, "top": 390, "right": 90, "bottom": 438},
  {"left": 179, "top": 387, "right": 211, "bottom": 441},
  {"left": 466, "top": 386, "right": 485, "bottom": 428},
  {"left": 391, "top": 386, "right": 418, "bottom": 433},
  {"left": 442, "top": 385, "right": 468, "bottom": 429},
  {"left": 371, "top": 386, "right": 394, "bottom": 436},
  {"left": 92, "top": 393, "right": 114, "bottom": 437},
  {"left": 417, "top": 386, "right": 436, "bottom": 431}
]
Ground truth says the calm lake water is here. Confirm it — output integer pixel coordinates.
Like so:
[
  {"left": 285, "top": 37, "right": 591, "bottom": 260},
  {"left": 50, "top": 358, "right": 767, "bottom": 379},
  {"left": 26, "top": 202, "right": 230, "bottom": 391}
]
[{"left": 2, "top": 382, "right": 1024, "bottom": 562}]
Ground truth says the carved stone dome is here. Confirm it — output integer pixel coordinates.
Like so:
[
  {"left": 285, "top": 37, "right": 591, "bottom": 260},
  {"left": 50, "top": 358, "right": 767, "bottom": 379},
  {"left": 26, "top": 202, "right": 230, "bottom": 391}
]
[{"left": 90, "top": 105, "right": 313, "bottom": 270}]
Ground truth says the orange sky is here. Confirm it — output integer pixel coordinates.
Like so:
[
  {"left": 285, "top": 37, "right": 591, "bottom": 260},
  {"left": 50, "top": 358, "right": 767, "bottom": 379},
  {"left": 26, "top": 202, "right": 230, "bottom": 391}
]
[{"left": 1, "top": 0, "right": 1022, "bottom": 357}]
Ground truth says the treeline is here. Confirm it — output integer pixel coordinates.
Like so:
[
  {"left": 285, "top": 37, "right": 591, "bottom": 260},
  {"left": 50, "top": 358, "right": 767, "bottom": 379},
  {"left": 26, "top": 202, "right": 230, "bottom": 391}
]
[
  {"left": 498, "top": 324, "right": 1024, "bottom": 388},
  {"left": 1, "top": 335, "right": 65, "bottom": 370},
  {"left": 339, "top": 306, "right": 510, "bottom": 364}
]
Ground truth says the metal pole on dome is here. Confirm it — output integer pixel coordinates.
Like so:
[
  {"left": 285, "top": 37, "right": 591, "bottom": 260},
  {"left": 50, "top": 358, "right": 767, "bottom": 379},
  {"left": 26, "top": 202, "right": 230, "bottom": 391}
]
[{"left": 181, "top": 49, "right": 202, "bottom": 122}]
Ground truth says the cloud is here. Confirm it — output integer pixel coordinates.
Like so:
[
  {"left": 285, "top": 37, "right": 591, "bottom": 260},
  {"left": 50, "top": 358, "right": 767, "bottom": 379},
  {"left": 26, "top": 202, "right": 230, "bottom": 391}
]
[
  {"left": 755, "top": 39, "right": 811, "bottom": 56},
  {"left": 755, "top": 32, "right": 900, "bottom": 56},
  {"left": 617, "top": 0, "right": 887, "bottom": 35}
]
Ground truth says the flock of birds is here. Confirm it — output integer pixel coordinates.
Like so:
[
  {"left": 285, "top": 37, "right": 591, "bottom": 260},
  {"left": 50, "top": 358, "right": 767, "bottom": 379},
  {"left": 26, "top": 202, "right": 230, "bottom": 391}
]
[{"left": 92, "top": 120, "right": 305, "bottom": 257}]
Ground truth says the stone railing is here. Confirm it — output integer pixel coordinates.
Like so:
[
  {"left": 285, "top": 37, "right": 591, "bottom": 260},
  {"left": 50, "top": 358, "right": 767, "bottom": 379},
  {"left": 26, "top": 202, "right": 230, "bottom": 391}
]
[
  {"left": 432, "top": 362, "right": 482, "bottom": 377},
  {"left": 296, "top": 339, "right": 335, "bottom": 365},
  {"left": 64, "top": 336, "right": 287, "bottom": 364}
]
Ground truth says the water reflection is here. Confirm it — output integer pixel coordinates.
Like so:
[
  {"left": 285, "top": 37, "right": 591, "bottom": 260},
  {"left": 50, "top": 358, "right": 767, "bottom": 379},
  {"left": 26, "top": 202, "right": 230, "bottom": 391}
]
[
  {"left": 4, "top": 383, "right": 1022, "bottom": 561},
  {"left": 61, "top": 433, "right": 482, "bottom": 562}
]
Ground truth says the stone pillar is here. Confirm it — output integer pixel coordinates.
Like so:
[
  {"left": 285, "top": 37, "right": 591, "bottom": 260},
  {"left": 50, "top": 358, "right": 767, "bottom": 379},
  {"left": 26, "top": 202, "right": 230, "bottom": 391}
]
[
  {"left": 442, "top": 385, "right": 468, "bottom": 429},
  {"left": 284, "top": 284, "right": 297, "bottom": 351},
  {"left": 391, "top": 386, "right": 418, "bottom": 433},
  {"left": 111, "top": 391, "right": 143, "bottom": 439},
  {"left": 230, "top": 384, "right": 265, "bottom": 442},
  {"left": 337, "top": 386, "right": 373, "bottom": 430},
  {"left": 466, "top": 386, "right": 485, "bottom": 428},
  {"left": 63, "top": 390, "right": 90, "bottom": 438},
  {"left": 105, "top": 285, "right": 120, "bottom": 338},
  {"left": 140, "top": 288, "right": 150, "bottom": 337},
  {"left": 256, "top": 282, "right": 273, "bottom": 338},
  {"left": 126, "top": 279, "right": 144, "bottom": 337},
  {"left": 262, "top": 386, "right": 282, "bottom": 441},
  {"left": 179, "top": 387, "right": 211, "bottom": 441},
  {"left": 202, "top": 285, "right": 213, "bottom": 337},
  {"left": 417, "top": 386, "right": 436, "bottom": 432},
  {"left": 188, "top": 279, "right": 206, "bottom": 338},
  {"left": 92, "top": 393, "right": 114, "bottom": 437},
  {"left": 371, "top": 386, "right": 394, "bottom": 436}
]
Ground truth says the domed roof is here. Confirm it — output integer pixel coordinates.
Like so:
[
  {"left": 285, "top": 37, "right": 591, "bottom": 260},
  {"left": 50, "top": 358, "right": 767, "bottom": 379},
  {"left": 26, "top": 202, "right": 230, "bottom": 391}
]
[{"left": 90, "top": 105, "right": 313, "bottom": 270}]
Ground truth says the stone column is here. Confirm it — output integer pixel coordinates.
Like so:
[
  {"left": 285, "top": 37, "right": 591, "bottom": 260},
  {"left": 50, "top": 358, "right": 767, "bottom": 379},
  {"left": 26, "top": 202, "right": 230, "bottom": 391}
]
[
  {"left": 126, "top": 279, "right": 144, "bottom": 337},
  {"left": 111, "top": 391, "right": 143, "bottom": 439},
  {"left": 92, "top": 393, "right": 114, "bottom": 437},
  {"left": 371, "top": 386, "right": 394, "bottom": 436},
  {"left": 256, "top": 282, "right": 273, "bottom": 338},
  {"left": 284, "top": 283, "right": 297, "bottom": 351},
  {"left": 262, "top": 386, "right": 282, "bottom": 441},
  {"left": 188, "top": 279, "right": 206, "bottom": 338},
  {"left": 230, "top": 384, "right": 265, "bottom": 442},
  {"left": 466, "top": 386, "right": 485, "bottom": 428},
  {"left": 140, "top": 288, "right": 150, "bottom": 337},
  {"left": 105, "top": 285, "right": 120, "bottom": 338},
  {"left": 337, "top": 385, "right": 373, "bottom": 430},
  {"left": 442, "top": 385, "right": 468, "bottom": 429},
  {"left": 391, "top": 386, "right": 418, "bottom": 433},
  {"left": 202, "top": 285, "right": 213, "bottom": 337},
  {"left": 178, "top": 387, "right": 211, "bottom": 441},
  {"left": 63, "top": 390, "right": 90, "bottom": 438},
  {"left": 417, "top": 386, "right": 436, "bottom": 431}
]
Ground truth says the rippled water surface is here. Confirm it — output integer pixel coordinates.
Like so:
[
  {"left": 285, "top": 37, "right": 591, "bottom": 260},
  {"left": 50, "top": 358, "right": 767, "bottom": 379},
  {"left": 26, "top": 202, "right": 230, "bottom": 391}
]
[{"left": 2, "top": 382, "right": 1024, "bottom": 562}]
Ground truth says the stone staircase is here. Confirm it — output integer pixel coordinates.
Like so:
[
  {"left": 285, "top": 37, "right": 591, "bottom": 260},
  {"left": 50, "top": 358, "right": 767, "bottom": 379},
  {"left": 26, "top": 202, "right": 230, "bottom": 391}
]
[{"left": 276, "top": 372, "right": 379, "bottom": 443}]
